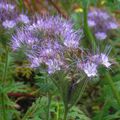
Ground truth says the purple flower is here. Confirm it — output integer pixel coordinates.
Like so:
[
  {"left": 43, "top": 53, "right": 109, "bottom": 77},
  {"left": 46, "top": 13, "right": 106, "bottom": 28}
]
[
  {"left": 88, "top": 20, "right": 96, "bottom": 27},
  {"left": 0, "top": 1, "right": 30, "bottom": 30},
  {"left": 77, "top": 52, "right": 111, "bottom": 78},
  {"left": 77, "top": 45, "right": 112, "bottom": 78},
  {"left": 11, "top": 28, "right": 38, "bottom": 51},
  {"left": 64, "top": 30, "right": 82, "bottom": 48},
  {"left": 88, "top": 8, "right": 118, "bottom": 40},
  {"left": 77, "top": 60, "right": 98, "bottom": 77},
  {"left": 2, "top": 20, "right": 16, "bottom": 29},
  {"left": 95, "top": 32, "right": 107, "bottom": 40},
  {"left": 28, "top": 55, "right": 43, "bottom": 68},
  {"left": 17, "top": 14, "right": 30, "bottom": 24},
  {"left": 90, "top": 47, "right": 111, "bottom": 68},
  {"left": 100, "top": 53, "right": 111, "bottom": 68},
  {"left": 33, "top": 16, "right": 82, "bottom": 49},
  {"left": 46, "top": 59, "right": 64, "bottom": 74},
  {"left": 108, "top": 22, "right": 118, "bottom": 29},
  {"left": 92, "top": 53, "right": 111, "bottom": 68},
  {"left": 0, "top": 2, "right": 15, "bottom": 11},
  {"left": 0, "top": 1, "right": 17, "bottom": 22}
]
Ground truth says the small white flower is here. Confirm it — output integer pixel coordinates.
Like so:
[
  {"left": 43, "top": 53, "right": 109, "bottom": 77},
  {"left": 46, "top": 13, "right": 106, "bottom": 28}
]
[
  {"left": 108, "top": 22, "right": 118, "bottom": 29},
  {"left": 6, "top": 4, "right": 15, "bottom": 11},
  {"left": 2, "top": 20, "right": 16, "bottom": 29},
  {"left": 99, "top": 12, "right": 110, "bottom": 20},
  {"left": 18, "top": 14, "right": 30, "bottom": 24},
  {"left": 42, "top": 48, "right": 54, "bottom": 57},
  {"left": 95, "top": 32, "right": 107, "bottom": 40},
  {"left": 88, "top": 11, "right": 97, "bottom": 17},
  {"left": 83, "top": 62, "right": 98, "bottom": 77},
  {"left": 28, "top": 23, "right": 37, "bottom": 31},
  {"left": 46, "top": 59, "right": 62, "bottom": 74},
  {"left": 30, "top": 57, "right": 41, "bottom": 68},
  {"left": 91, "top": 54, "right": 101, "bottom": 64},
  {"left": 84, "top": 62, "right": 97, "bottom": 77},
  {"left": 64, "top": 39, "right": 79, "bottom": 48},
  {"left": 78, "top": 61, "right": 98, "bottom": 77},
  {"left": 0, "top": 3, "right": 15, "bottom": 11},
  {"left": 100, "top": 53, "right": 111, "bottom": 68},
  {"left": 88, "top": 20, "right": 96, "bottom": 27}
]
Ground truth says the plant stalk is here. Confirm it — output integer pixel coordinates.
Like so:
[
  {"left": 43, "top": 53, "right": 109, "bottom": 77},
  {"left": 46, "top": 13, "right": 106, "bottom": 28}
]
[
  {"left": 2, "top": 50, "right": 8, "bottom": 83},
  {"left": 83, "top": 0, "right": 96, "bottom": 50},
  {"left": 63, "top": 106, "right": 68, "bottom": 120},
  {"left": 1, "top": 93, "right": 7, "bottom": 120},
  {"left": 1, "top": 50, "right": 9, "bottom": 120},
  {"left": 56, "top": 102, "right": 60, "bottom": 120},
  {"left": 46, "top": 94, "right": 52, "bottom": 120}
]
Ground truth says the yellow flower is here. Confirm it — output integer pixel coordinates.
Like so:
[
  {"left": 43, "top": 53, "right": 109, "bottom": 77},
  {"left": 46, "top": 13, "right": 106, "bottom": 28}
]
[
  {"left": 74, "top": 8, "right": 83, "bottom": 13},
  {"left": 101, "top": 0, "right": 106, "bottom": 5}
]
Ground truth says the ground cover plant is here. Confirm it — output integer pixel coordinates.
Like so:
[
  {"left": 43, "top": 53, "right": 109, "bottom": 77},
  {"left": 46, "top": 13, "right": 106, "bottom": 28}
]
[{"left": 0, "top": 0, "right": 120, "bottom": 120}]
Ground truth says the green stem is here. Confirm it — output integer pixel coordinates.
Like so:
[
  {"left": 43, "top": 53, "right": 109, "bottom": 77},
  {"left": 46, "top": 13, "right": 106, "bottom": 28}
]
[
  {"left": 2, "top": 51, "right": 8, "bottom": 83},
  {"left": 105, "top": 72, "right": 120, "bottom": 106},
  {"left": 63, "top": 107, "right": 68, "bottom": 120},
  {"left": 1, "top": 93, "right": 7, "bottom": 120},
  {"left": 83, "top": 0, "right": 96, "bottom": 50},
  {"left": 56, "top": 102, "right": 60, "bottom": 120},
  {"left": 46, "top": 94, "right": 52, "bottom": 120},
  {"left": 17, "top": 0, "right": 25, "bottom": 12},
  {"left": 1, "top": 50, "right": 9, "bottom": 120}
]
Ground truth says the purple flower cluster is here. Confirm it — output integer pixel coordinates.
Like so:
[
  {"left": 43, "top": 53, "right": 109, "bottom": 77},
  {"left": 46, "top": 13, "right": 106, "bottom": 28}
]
[
  {"left": 11, "top": 16, "right": 82, "bottom": 74},
  {"left": 88, "top": 8, "right": 118, "bottom": 40},
  {"left": 0, "top": 0, "right": 30, "bottom": 29},
  {"left": 11, "top": 15, "right": 112, "bottom": 77},
  {"left": 10, "top": 8, "right": 114, "bottom": 80}
]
